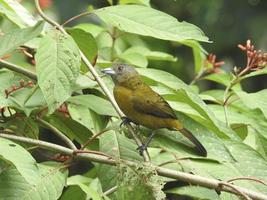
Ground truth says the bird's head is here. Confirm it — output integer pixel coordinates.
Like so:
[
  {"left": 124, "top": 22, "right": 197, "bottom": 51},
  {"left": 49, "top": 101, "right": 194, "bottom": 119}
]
[{"left": 101, "top": 63, "right": 139, "bottom": 84}]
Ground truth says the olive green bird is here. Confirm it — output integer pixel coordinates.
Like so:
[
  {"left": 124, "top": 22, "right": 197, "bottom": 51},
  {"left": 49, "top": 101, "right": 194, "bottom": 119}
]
[{"left": 102, "top": 64, "right": 207, "bottom": 157}]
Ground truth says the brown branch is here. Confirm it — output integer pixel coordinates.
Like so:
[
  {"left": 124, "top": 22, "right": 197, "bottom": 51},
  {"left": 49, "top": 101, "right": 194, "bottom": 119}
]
[{"left": 1, "top": 133, "right": 267, "bottom": 200}]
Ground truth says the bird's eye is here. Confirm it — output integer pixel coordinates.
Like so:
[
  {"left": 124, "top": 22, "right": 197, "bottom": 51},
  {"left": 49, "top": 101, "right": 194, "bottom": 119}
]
[{"left": 118, "top": 66, "right": 123, "bottom": 71}]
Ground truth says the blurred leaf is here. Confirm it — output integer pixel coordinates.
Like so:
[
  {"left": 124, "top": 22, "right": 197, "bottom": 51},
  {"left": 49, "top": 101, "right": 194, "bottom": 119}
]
[
  {"left": 182, "top": 40, "right": 207, "bottom": 74},
  {"left": 166, "top": 186, "right": 220, "bottom": 200},
  {"left": 203, "top": 73, "right": 240, "bottom": 89},
  {"left": 48, "top": 114, "right": 93, "bottom": 144},
  {"left": 35, "top": 30, "right": 81, "bottom": 114},
  {"left": 0, "top": 20, "right": 44, "bottom": 57},
  {"left": 68, "top": 104, "right": 98, "bottom": 133},
  {"left": 242, "top": 68, "right": 267, "bottom": 79},
  {"left": 0, "top": 138, "right": 39, "bottom": 184},
  {"left": 119, "top": 0, "right": 150, "bottom": 6},
  {"left": 94, "top": 5, "right": 210, "bottom": 43},
  {"left": 67, "top": 95, "right": 117, "bottom": 117},
  {"left": 72, "top": 74, "right": 97, "bottom": 91},
  {"left": 60, "top": 185, "right": 87, "bottom": 200},
  {"left": 122, "top": 46, "right": 177, "bottom": 62},
  {"left": 0, "top": 0, "right": 37, "bottom": 27},
  {"left": 118, "top": 51, "right": 148, "bottom": 67},
  {"left": 236, "top": 90, "right": 267, "bottom": 119},
  {"left": 116, "top": 164, "right": 165, "bottom": 200},
  {"left": 97, "top": 130, "right": 142, "bottom": 190},
  {"left": 2, "top": 115, "right": 39, "bottom": 138},
  {"left": 67, "top": 28, "right": 98, "bottom": 64},
  {"left": 74, "top": 23, "right": 105, "bottom": 37},
  {"left": 0, "top": 162, "right": 68, "bottom": 200}
]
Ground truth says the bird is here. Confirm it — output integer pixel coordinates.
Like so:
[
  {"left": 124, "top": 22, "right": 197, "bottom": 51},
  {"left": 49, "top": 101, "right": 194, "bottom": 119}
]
[{"left": 101, "top": 63, "right": 207, "bottom": 157}]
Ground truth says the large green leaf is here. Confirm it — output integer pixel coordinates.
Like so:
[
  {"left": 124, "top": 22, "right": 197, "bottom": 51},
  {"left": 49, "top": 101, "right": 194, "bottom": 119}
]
[
  {"left": 67, "top": 95, "right": 117, "bottom": 117},
  {"left": 35, "top": 30, "right": 81, "bottom": 114},
  {"left": 166, "top": 186, "right": 220, "bottom": 200},
  {"left": 0, "top": 138, "right": 39, "bottom": 184},
  {"left": 67, "top": 28, "right": 98, "bottom": 67},
  {"left": 93, "top": 5, "right": 209, "bottom": 43},
  {"left": 119, "top": 0, "right": 150, "bottom": 6},
  {"left": 236, "top": 90, "right": 267, "bottom": 119},
  {"left": 0, "top": 21, "right": 44, "bottom": 57},
  {"left": 0, "top": 0, "right": 37, "bottom": 27},
  {"left": 0, "top": 162, "right": 68, "bottom": 200}
]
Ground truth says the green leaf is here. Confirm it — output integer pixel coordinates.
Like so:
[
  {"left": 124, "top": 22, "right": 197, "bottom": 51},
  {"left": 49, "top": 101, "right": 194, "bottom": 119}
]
[
  {"left": 0, "top": 138, "right": 39, "bottom": 184},
  {"left": 73, "top": 23, "right": 105, "bottom": 37},
  {"left": 67, "top": 28, "right": 98, "bottom": 64},
  {"left": 93, "top": 5, "right": 209, "bottom": 43},
  {"left": 182, "top": 40, "right": 207, "bottom": 74},
  {"left": 236, "top": 90, "right": 267, "bottom": 119},
  {"left": 65, "top": 175, "right": 103, "bottom": 200},
  {"left": 35, "top": 30, "right": 81, "bottom": 114},
  {"left": 0, "top": 162, "right": 68, "bottom": 200},
  {"left": 67, "top": 95, "right": 117, "bottom": 117},
  {"left": 118, "top": 51, "right": 148, "bottom": 67},
  {"left": 122, "top": 46, "right": 177, "bottom": 62},
  {"left": 119, "top": 0, "right": 150, "bottom": 6},
  {"left": 0, "top": 0, "right": 37, "bottom": 27},
  {"left": 60, "top": 185, "right": 87, "bottom": 200},
  {"left": 48, "top": 114, "right": 93, "bottom": 144},
  {"left": 203, "top": 73, "right": 241, "bottom": 90},
  {"left": 0, "top": 21, "right": 44, "bottom": 57},
  {"left": 166, "top": 186, "right": 220, "bottom": 200},
  {"left": 2, "top": 115, "right": 39, "bottom": 138}
]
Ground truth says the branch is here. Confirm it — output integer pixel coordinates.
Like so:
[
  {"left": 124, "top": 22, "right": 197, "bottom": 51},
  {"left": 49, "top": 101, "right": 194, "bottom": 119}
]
[
  {"left": 34, "top": 0, "right": 150, "bottom": 162},
  {"left": 0, "top": 59, "right": 37, "bottom": 80},
  {"left": 36, "top": 117, "right": 77, "bottom": 150},
  {"left": 1, "top": 133, "right": 267, "bottom": 200}
]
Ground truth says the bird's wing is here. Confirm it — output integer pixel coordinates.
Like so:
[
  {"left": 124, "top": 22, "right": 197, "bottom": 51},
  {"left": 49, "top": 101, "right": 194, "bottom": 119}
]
[{"left": 132, "top": 85, "right": 177, "bottom": 119}]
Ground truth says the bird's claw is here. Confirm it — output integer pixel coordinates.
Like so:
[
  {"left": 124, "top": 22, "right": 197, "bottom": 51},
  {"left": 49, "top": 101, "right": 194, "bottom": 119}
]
[
  {"left": 120, "top": 117, "right": 132, "bottom": 128},
  {"left": 137, "top": 144, "right": 147, "bottom": 156}
]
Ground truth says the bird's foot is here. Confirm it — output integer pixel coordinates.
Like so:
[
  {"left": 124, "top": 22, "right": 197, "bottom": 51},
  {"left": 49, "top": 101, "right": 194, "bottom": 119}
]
[
  {"left": 137, "top": 144, "right": 147, "bottom": 156},
  {"left": 120, "top": 117, "right": 133, "bottom": 128}
]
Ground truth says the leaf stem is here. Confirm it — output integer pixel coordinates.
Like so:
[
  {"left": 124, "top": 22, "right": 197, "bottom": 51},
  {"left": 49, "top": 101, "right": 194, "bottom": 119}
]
[
  {"left": 0, "top": 59, "right": 37, "bottom": 80},
  {"left": 1, "top": 133, "right": 267, "bottom": 200},
  {"left": 34, "top": 0, "right": 150, "bottom": 162}
]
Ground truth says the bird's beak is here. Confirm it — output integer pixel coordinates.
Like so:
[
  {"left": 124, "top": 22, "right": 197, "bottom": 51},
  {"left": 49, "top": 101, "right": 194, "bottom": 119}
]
[{"left": 101, "top": 68, "right": 116, "bottom": 75}]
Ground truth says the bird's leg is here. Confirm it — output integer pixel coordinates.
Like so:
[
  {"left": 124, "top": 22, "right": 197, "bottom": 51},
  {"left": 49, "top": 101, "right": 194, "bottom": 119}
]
[
  {"left": 137, "top": 132, "right": 156, "bottom": 156},
  {"left": 120, "top": 116, "right": 134, "bottom": 128}
]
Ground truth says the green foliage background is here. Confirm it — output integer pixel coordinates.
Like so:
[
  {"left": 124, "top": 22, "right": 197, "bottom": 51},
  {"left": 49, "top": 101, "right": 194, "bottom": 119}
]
[{"left": 0, "top": 0, "right": 267, "bottom": 200}]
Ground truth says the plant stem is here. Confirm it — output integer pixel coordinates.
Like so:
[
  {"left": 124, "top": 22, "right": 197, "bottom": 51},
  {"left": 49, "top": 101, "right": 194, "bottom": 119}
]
[
  {"left": 34, "top": 0, "right": 150, "bottom": 162},
  {"left": 36, "top": 117, "right": 77, "bottom": 150},
  {"left": 0, "top": 133, "right": 267, "bottom": 200},
  {"left": 0, "top": 59, "right": 37, "bottom": 80}
]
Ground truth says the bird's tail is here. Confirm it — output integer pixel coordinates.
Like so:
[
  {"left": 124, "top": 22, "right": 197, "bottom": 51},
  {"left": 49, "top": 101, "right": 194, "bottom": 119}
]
[{"left": 179, "top": 128, "right": 207, "bottom": 157}]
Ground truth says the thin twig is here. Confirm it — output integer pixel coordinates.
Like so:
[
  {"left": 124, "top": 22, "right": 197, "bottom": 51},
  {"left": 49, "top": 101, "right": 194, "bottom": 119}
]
[
  {"left": 218, "top": 182, "right": 252, "bottom": 200},
  {"left": 0, "top": 59, "right": 37, "bottom": 80},
  {"left": 1, "top": 133, "right": 267, "bottom": 200},
  {"left": 36, "top": 117, "right": 77, "bottom": 150},
  {"left": 81, "top": 129, "right": 109, "bottom": 150},
  {"left": 102, "top": 186, "right": 118, "bottom": 196},
  {"left": 227, "top": 177, "right": 267, "bottom": 187},
  {"left": 34, "top": 0, "right": 150, "bottom": 162},
  {"left": 61, "top": 11, "right": 92, "bottom": 27}
]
